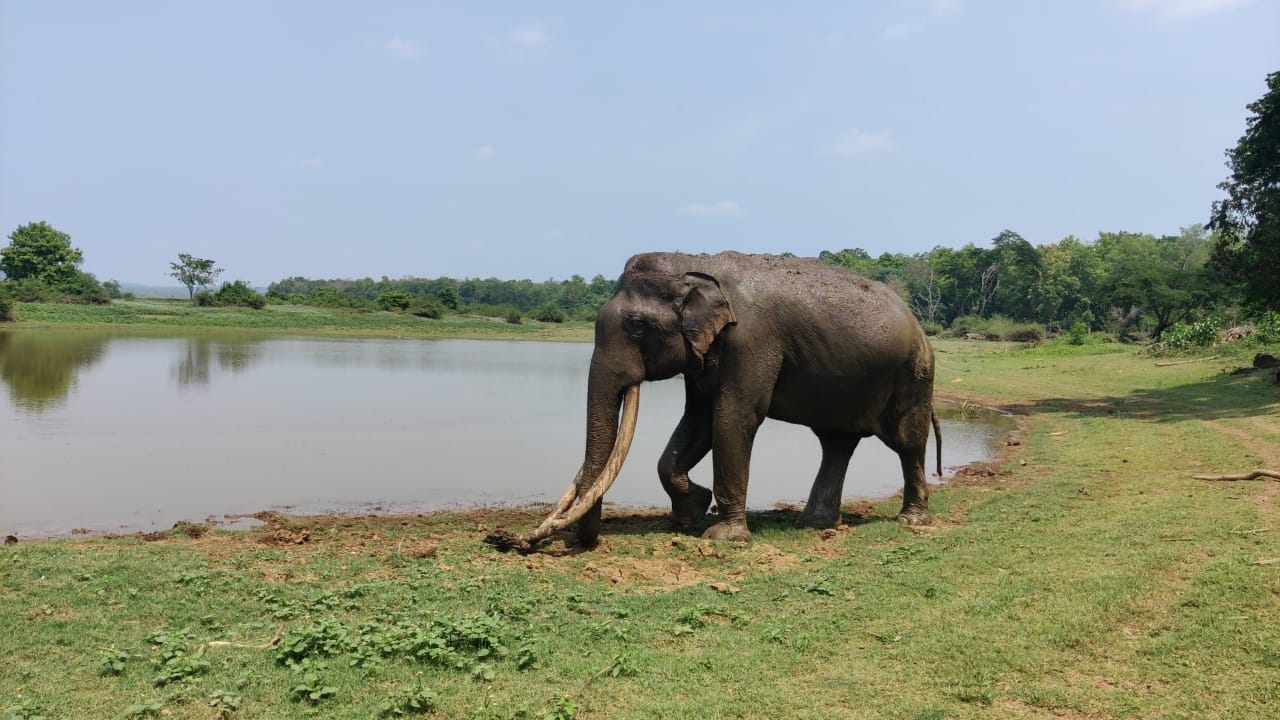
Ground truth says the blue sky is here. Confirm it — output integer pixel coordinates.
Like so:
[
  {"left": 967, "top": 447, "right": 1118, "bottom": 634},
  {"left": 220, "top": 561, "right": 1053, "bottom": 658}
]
[{"left": 2, "top": 1, "right": 1277, "bottom": 286}]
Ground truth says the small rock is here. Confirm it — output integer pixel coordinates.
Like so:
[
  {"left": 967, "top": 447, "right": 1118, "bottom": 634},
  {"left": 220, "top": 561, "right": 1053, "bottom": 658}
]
[
  {"left": 3, "top": 535, "right": 17, "bottom": 545},
  {"left": 1254, "top": 353, "right": 1279, "bottom": 369}
]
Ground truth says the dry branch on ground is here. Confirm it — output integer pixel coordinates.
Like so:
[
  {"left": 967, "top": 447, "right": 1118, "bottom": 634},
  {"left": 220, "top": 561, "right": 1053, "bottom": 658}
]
[{"left": 1193, "top": 470, "right": 1280, "bottom": 482}]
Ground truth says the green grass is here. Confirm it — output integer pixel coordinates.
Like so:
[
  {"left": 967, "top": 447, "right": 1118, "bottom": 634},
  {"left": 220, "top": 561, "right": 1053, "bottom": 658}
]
[
  {"left": 7, "top": 299, "right": 593, "bottom": 342},
  {"left": 3, "top": 341, "right": 1280, "bottom": 719}
]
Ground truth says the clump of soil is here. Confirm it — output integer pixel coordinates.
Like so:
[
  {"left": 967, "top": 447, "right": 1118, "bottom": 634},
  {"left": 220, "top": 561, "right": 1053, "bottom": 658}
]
[
  {"left": 259, "top": 528, "right": 311, "bottom": 546},
  {"left": 137, "top": 521, "right": 211, "bottom": 542}
]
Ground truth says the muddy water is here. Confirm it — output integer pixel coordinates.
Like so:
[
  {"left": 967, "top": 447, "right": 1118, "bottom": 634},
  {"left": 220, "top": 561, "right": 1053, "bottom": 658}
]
[{"left": 0, "top": 330, "right": 1011, "bottom": 537}]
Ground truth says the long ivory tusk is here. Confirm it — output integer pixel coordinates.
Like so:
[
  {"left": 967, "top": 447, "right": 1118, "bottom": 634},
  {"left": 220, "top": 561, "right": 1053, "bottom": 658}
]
[
  {"left": 548, "top": 468, "right": 583, "bottom": 518},
  {"left": 487, "top": 385, "right": 639, "bottom": 551}
]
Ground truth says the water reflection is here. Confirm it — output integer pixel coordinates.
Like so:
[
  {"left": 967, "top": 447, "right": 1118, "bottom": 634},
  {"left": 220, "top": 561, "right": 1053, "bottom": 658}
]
[
  {"left": 0, "top": 330, "right": 110, "bottom": 411},
  {"left": 172, "top": 337, "right": 263, "bottom": 388}
]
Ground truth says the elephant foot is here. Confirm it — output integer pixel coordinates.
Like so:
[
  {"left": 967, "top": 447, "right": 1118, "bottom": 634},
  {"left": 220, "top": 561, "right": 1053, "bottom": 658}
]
[
  {"left": 795, "top": 507, "right": 841, "bottom": 529},
  {"left": 702, "top": 520, "right": 752, "bottom": 543},
  {"left": 896, "top": 507, "right": 933, "bottom": 526},
  {"left": 670, "top": 482, "right": 714, "bottom": 530},
  {"left": 575, "top": 502, "right": 603, "bottom": 548}
]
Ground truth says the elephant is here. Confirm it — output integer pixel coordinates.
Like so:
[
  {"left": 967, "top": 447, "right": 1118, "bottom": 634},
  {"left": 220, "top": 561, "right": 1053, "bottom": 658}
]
[{"left": 508, "top": 251, "right": 940, "bottom": 551}]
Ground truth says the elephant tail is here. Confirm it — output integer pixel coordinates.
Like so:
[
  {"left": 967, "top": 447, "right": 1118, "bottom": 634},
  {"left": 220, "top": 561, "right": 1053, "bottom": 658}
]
[{"left": 931, "top": 410, "right": 942, "bottom": 477}]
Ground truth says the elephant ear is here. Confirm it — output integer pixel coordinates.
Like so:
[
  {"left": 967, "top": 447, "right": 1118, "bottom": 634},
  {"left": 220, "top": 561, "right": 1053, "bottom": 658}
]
[{"left": 679, "top": 271, "right": 736, "bottom": 365}]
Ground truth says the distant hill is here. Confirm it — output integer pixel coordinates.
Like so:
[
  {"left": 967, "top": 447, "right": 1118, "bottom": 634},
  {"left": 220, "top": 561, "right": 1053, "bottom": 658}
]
[
  {"left": 118, "top": 284, "right": 269, "bottom": 299},
  {"left": 119, "top": 284, "right": 195, "bottom": 299}
]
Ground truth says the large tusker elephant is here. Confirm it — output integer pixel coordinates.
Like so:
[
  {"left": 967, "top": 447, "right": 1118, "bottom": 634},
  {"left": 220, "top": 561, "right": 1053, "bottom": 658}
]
[{"left": 522, "top": 251, "right": 940, "bottom": 550}]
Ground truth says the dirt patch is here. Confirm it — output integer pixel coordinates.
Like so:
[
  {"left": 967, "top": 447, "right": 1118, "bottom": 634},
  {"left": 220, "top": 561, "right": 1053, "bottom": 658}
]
[
  {"left": 999, "top": 698, "right": 1101, "bottom": 720},
  {"left": 582, "top": 558, "right": 703, "bottom": 589}
]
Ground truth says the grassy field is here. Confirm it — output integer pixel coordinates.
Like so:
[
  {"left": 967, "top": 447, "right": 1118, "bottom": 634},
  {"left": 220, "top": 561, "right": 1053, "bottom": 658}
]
[
  {"left": 2, "top": 339, "right": 1279, "bottom": 719},
  {"left": 7, "top": 299, "right": 594, "bottom": 342}
]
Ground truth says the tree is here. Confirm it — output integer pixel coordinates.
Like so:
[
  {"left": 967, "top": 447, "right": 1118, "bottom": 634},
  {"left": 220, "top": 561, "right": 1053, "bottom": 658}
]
[
  {"left": 1032, "top": 235, "right": 1101, "bottom": 329},
  {"left": 169, "top": 254, "right": 223, "bottom": 301},
  {"left": 376, "top": 289, "right": 412, "bottom": 311},
  {"left": 1097, "top": 227, "right": 1217, "bottom": 338},
  {"left": 903, "top": 255, "right": 944, "bottom": 325},
  {"left": 1209, "top": 71, "right": 1280, "bottom": 310},
  {"left": 0, "top": 221, "right": 84, "bottom": 284},
  {"left": 436, "top": 286, "right": 459, "bottom": 310},
  {"left": 987, "top": 230, "right": 1041, "bottom": 320}
]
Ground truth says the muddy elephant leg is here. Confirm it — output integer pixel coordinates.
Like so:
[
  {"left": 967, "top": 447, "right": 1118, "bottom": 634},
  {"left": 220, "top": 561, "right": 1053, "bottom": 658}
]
[
  {"left": 657, "top": 407, "right": 714, "bottom": 531},
  {"left": 796, "top": 431, "right": 861, "bottom": 528},
  {"left": 702, "top": 402, "right": 763, "bottom": 543},
  {"left": 886, "top": 403, "right": 933, "bottom": 526},
  {"left": 895, "top": 445, "right": 932, "bottom": 525}
]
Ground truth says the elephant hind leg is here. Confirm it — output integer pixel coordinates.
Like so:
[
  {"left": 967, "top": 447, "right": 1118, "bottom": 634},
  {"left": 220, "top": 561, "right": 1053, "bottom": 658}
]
[
  {"left": 881, "top": 404, "right": 933, "bottom": 525},
  {"left": 796, "top": 430, "right": 860, "bottom": 528},
  {"left": 894, "top": 445, "right": 932, "bottom": 525}
]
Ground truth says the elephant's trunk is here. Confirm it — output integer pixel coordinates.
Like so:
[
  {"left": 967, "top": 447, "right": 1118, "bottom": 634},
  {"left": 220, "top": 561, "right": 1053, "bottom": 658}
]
[{"left": 485, "top": 383, "right": 639, "bottom": 552}]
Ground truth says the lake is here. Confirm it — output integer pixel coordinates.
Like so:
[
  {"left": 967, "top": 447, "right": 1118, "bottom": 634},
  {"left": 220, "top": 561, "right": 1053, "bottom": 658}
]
[{"left": 0, "top": 329, "right": 1010, "bottom": 537}]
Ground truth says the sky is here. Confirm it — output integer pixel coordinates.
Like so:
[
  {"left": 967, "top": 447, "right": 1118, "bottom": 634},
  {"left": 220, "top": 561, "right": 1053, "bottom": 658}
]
[{"left": 2, "top": 1, "right": 1278, "bottom": 287}]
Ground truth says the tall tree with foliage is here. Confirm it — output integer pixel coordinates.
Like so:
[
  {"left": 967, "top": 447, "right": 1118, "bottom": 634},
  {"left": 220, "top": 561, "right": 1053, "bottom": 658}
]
[
  {"left": 1209, "top": 71, "right": 1280, "bottom": 310},
  {"left": 0, "top": 221, "right": 85, "bottom": 284},
  {"left": 169, "top": 254, "right": 223, "bottom": 301},
  {"left": 1097, "top": 227, "right": 1217, "bottom": 338},
  {"left": 987, "top": 230, "right": 1041, "bottom": 320}
]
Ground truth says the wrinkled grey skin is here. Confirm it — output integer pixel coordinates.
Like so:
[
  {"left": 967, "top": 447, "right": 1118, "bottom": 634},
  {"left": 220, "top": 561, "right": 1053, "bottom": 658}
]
[{"left": 576, "top": 251, "right": 937, "bottom": 547}]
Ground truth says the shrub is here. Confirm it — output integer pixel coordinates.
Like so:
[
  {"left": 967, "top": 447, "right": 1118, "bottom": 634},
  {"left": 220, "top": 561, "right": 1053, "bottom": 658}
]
[
  {"left": 1142, "top": 317, "right": 1223, "bottom": 357},
  {"left": 0, "top": 284, "right": 14, "bottom": 321},
  {"left": 1067, "top": 322, "right": 1090, "bottom": 346},
  {"left": 376, "top": 289, "right": 413, "bottom": 312},
  {"left": 304, "top": 287, "right": 368, "bottom": 309},
  {"left": 947, "top": 314, "right": 1044, "bottom": 343},
  {"left": 505, "top": 309, "right": 523, "bottom": 324},
  {"left": 410, "top": 299, "right": 444, "bottom": 319},
  {"left": 919, "top": 320, "right": 943, "bottom": 336},
  {"left": 101, "top": 279, "right": 134, "bottom": 300},
  {"left": 532, "top": 303, "right": 566, "bottom": 323},
  {"left": 1002, "top": 324, "right": 1044, "bottom": 344},
  {"left": 6, "top": 273, "right": 110, "bottom": 304},
  {"left": 213, "top": 280, "right": 267, "bottom": 309},
  {"left": 54, "top": 270, "right": 111, "bottom": 304},
  {"left": 462, "top": 303, "right": 521, "bottom": 319},
  {"left": 948, "top": 315, "right": 995, "bottom": 339},
  {"left": 194, "top": 281, "right": 266, "bottom": 309},
  {"left": 1162, "top": 317, "right": 1221, "bottom": 349},
  {"left": 6, "top": 277, "right": 54, "bottom": 302},
  {"left": 1253, "top": 311, "right": 1280, "bottom": 346}
]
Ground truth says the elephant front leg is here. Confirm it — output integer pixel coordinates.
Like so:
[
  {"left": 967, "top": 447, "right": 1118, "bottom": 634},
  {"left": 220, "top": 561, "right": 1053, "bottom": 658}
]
[
  {"left": 657, "top": 410, "right": 714, "bottom": 532},
  {"left": 702, "top": 410, "right": 761, "bottom": 543}
]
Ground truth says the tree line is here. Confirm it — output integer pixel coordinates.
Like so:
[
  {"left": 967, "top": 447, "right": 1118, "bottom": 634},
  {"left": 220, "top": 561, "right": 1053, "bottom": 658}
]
[
  {"left": 265, "top": 273, "right": 617, "bottom": 322},
  {"left": 815, "top": 225, "right": 1223, "bottom": 338}
]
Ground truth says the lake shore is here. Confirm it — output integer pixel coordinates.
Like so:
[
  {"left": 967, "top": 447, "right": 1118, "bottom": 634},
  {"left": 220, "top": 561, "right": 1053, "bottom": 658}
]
[
  {"left": 3, "top": 339, "right": 1279, "bottom": 718},
  {"left": 6, "top": 298, "right": 596, "bottom": 342}
]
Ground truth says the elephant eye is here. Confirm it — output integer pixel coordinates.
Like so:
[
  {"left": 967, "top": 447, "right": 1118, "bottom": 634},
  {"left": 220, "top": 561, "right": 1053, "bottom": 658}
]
[{"left": 624, "top": 317, "right": 647, "bottom": 338}]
